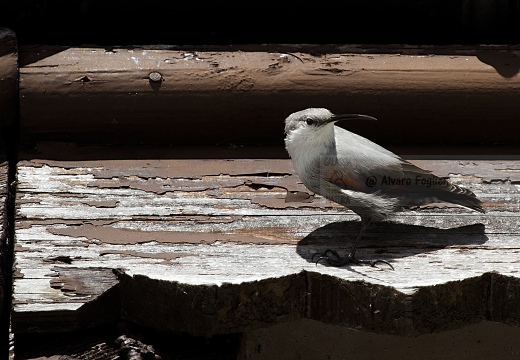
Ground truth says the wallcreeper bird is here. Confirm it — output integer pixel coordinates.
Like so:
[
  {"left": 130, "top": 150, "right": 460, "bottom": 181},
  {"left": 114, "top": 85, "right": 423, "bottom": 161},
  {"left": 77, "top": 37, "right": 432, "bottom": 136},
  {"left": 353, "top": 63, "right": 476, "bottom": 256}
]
[{"left": 284, "top": 108, "right": 484, "bottom": 269}]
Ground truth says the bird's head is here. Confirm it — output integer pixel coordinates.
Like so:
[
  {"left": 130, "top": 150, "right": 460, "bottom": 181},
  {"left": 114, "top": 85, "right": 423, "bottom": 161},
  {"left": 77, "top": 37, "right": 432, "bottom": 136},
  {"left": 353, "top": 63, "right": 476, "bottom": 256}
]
[{"left": 284, "top": 108, "right": 376, "bottom": 141}]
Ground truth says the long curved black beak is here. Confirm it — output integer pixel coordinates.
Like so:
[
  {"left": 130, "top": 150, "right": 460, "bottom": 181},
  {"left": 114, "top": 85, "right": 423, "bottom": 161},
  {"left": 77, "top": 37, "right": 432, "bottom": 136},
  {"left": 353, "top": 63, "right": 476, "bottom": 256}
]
[{"left": 328, "top": 114, "right": 377, "bottom": 123}]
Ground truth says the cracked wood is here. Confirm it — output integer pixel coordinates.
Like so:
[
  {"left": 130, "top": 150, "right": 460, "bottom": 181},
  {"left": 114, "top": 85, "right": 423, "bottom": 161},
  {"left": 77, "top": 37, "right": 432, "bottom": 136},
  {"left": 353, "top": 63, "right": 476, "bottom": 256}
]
[{"left": 12, "top": 158, "right": 520, "bottom": 335}]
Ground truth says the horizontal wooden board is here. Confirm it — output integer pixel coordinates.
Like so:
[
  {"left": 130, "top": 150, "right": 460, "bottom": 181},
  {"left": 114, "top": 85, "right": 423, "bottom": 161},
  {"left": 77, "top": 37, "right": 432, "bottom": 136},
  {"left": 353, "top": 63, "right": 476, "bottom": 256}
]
[
  {"left": 12, "top": 158, "right": 520, "bottom": 336},
  {"left": 19, "top": 45, "right": 520, "bottom": 146}
]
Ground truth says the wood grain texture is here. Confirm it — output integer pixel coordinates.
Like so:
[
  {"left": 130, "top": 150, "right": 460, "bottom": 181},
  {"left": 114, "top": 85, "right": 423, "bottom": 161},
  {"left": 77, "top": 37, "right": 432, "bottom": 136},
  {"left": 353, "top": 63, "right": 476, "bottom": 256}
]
[
  {"left": 12, "top": 158, "right": 520, "bottom": 335},
  {"left": 18, "top": 45, "right": 520, "bottom": 146}
]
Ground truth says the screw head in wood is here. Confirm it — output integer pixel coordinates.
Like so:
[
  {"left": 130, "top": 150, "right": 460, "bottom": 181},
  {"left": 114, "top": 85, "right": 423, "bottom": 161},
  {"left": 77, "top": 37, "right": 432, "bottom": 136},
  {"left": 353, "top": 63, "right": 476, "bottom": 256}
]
[{"left": 148, "top": 71, "right": 163, "bottom": 83}]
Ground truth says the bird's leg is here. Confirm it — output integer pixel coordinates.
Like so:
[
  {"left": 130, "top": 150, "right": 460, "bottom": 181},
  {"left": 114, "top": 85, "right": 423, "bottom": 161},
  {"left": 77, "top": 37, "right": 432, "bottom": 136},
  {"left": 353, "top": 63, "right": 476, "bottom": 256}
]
[
  {"left": 312, "top": 221, "right": 369, "bottom": 266},
  {"left": 346, "top": 220, "right": 369, "bottom": 259},
  {"left": 312, "top": 220, "right": 394, "bottom": 270},
  {"left": 349, "top": 220, "right": 394, "bottom": 269}
]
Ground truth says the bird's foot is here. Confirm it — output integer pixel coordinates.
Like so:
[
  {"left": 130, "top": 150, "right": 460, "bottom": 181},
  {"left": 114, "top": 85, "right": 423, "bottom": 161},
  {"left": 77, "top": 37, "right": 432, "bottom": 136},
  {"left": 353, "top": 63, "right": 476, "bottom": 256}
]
[{"left": 312, "top": 249, "right": 394, "bottom": 270}]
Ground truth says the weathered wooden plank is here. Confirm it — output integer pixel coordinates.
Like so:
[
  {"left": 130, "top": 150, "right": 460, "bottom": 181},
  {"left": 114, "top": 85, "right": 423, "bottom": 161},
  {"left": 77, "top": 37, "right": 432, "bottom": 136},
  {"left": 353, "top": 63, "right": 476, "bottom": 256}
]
[
  {"left": 19, "top": 45, "right": 520, "bottom": 145},
  {"left": 0, "top": 160, "right": 9, "bottom": 356},
  {"left": 12, "top": 158, "right": 520, "bottom": 336},
  {"left": 0, "top": 165, "right": 8, "bottom": 245},
  {"left": 12, "top": 266, "right": 119, "bottom": 334}
]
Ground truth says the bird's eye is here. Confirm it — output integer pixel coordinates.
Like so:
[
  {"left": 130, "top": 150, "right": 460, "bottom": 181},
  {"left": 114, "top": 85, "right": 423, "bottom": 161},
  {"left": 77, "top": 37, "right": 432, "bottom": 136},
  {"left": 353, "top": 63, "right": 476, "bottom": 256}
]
[{"left": 305, "top": 118, "right": 314, "bottom": 125}]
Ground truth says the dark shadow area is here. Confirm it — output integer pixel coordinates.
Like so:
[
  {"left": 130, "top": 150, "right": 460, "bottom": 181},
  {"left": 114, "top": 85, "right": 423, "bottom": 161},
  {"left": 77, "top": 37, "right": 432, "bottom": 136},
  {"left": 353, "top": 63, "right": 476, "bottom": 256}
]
[
  {"left": 17, "top": 143, "right": 520, "bottom": 162},
  {"left": 17, "top": 44, "right": 70, "bottom": 67},
  {"left": 17, "top": 143, "right": 289, "bottom": 161},
  {"left": 296, "top": 220, "right": 488, "bottom": 264},
  {"left": 13, "top": 321, "right": 241, "bottom": 360},
  {"left": 0, "top": 56, "right": 18, "bottom": 358},
  {"left": 477, "top": 51, "right": 520, "bottom": 78},
  {"left": 3, "top": 0, "right": 520, "bottom": 46}
]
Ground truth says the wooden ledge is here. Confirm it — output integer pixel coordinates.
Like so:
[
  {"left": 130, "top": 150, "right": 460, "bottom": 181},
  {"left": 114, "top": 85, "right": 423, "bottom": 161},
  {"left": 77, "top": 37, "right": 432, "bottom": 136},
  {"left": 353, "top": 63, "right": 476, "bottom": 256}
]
[{"left": 12, "top": 156, "right": 520, "bottom": 336}]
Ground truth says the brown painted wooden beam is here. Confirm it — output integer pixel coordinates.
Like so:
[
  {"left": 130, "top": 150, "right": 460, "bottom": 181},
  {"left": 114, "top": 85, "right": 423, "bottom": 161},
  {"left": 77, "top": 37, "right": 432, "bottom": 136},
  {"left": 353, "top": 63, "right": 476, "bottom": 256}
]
[{"left": 18, "top": 45, "right": 520, "bottom": 147}]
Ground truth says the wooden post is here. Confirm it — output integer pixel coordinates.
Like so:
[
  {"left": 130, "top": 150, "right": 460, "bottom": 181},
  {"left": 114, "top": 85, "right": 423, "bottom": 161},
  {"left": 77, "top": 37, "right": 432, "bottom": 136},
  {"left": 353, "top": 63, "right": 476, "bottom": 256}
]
[
  {"left": 0, "top": 28, "right": 16, "bottom": 359},
  {"left": 0, "top": 161, "right": 8, "bottom": 358},
  {"left": 0, "top": 29, "right": 17, "bottom": 128}
]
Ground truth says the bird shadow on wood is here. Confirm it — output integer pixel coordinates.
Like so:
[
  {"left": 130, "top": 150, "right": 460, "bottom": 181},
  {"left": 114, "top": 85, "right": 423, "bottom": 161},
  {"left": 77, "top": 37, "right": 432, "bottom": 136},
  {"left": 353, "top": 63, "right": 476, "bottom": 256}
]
[{"left": 295, "top": 220, "right": 488, "bottom": 264}]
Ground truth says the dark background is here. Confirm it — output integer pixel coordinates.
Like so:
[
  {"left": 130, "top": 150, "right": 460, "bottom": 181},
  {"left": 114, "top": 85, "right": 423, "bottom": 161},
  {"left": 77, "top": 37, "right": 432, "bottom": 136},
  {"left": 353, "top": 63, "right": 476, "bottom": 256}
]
[{"left": 3, "top": 0, "right": 520, "bottom": 46}]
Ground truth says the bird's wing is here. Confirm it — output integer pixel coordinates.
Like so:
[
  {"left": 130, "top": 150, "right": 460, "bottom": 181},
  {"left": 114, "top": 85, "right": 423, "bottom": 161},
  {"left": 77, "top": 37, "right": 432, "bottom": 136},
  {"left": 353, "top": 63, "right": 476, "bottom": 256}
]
[
  {"left": 329, "top": 127, "right": 483, "bottom": 212},
  {"left": 327, "top": 127, "right": 405, "bottom": 192}
]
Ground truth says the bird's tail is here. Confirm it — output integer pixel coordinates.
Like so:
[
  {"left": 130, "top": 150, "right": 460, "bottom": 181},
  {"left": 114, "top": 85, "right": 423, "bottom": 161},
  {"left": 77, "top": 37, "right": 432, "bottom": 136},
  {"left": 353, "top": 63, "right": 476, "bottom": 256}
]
[
  {"left": 436, "top": 184, "right": 485, "bottom": 213},
  {"left": 400, "top": 161, "right": 485, "bottom": 213}
]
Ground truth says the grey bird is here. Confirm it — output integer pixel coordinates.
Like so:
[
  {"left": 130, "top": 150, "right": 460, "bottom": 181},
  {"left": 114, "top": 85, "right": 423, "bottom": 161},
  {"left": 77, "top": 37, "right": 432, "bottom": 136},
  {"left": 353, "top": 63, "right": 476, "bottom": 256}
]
[{"left": 284, "top": 108, "right": 485, "bottom": 268}]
